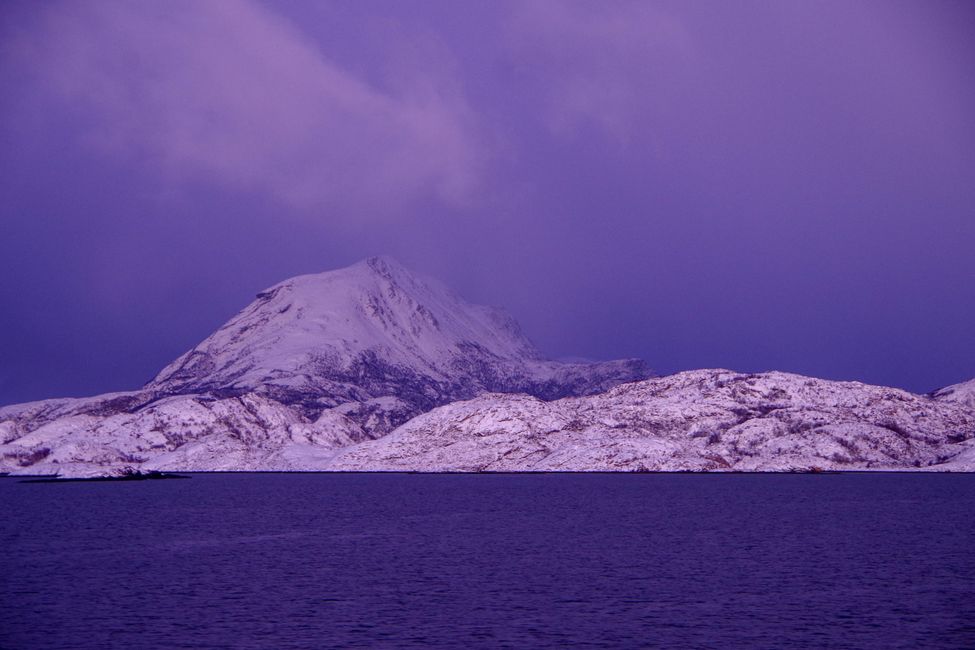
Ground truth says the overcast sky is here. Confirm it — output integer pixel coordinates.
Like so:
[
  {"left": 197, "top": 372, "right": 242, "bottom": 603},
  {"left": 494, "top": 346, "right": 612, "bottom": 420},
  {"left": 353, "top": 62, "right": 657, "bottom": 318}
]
[{"left": 1, "top": 0, "right": 973, "bottom": 404}]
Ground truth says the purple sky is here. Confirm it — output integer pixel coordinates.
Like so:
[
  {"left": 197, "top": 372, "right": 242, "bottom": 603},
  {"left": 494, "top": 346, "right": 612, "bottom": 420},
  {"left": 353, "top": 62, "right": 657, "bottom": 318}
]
[{"left": 1, "top": 0, "right": 974, "bottom": 405}]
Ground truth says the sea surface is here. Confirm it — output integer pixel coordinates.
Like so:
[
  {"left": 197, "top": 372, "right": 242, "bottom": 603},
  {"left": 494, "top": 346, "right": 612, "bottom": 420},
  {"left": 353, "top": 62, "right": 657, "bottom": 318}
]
[{"left": 1, "top": 473, "right": 973, "bottom": 649}]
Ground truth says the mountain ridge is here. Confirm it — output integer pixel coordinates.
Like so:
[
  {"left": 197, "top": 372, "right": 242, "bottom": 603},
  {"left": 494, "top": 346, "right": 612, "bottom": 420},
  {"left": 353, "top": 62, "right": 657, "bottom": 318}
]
[
  {"left": 328, "top": 369, "right": 975, "bottom": 472},
  {"left": 1, "top": 258, "right": 972, "bottom": 476}
]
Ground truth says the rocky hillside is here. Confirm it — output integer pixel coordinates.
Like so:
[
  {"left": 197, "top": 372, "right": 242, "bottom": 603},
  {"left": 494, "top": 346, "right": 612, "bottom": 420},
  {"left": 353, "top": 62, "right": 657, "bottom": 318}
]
[
  {"left": 3, "top": 369, "right": 973, "bottom": 477},
  {"left": 931, "top": 378, "right": 975, "bottom": 410},
  {"left": 328, "top": 370, "right": 975, "bottom": 472}
]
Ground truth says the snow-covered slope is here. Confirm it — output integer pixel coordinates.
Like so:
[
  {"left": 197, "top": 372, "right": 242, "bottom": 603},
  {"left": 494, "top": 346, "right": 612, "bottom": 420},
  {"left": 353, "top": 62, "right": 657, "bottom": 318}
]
[
  {"left": 328, "top": 370, "right": 975, "bottom": 472},
  {"left": 5, "top": 369, "right": 972, "bottom": 476},
  {"left": 148, "top": 256, "right": 651, "bottom": 429},
  {"left": 0, "top": 392, "right": 370, "bottom": 477},
  {"left": 1, "top": 257, "right": 652, "bottom": 476},
  {"left": 932, "top": 378, "right": 975, "bottom": 410}
]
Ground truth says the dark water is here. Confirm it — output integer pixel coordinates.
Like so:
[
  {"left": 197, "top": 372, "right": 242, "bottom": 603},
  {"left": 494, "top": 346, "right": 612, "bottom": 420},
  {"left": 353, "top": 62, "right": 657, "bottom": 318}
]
[{"left": 1, "top": 474, "right": 973, "bottom": 649}]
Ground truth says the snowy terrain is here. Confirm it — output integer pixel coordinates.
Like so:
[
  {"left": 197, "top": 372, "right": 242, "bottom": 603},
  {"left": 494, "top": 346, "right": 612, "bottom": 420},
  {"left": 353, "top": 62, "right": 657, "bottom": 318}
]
[
  {"left": 329, "top": 370, "right": 975, "bottom": 472},
  {"left": 1, "top": 258, "right": 972, "bottom": 476},
  {"left": 147, "top": 256, "right": 650, "bottom": 429},
  {"left": 931, "top": 378, "right": 975, "bottom": 410},
  {"left": 0, "top": 257, "right": 648, "bottom": 476}
]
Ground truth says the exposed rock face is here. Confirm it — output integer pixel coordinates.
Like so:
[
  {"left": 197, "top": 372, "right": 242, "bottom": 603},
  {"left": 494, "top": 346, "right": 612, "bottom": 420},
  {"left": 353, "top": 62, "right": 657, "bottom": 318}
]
[{"left": 328, "top": 370, "right": 975, "bottom": 472}]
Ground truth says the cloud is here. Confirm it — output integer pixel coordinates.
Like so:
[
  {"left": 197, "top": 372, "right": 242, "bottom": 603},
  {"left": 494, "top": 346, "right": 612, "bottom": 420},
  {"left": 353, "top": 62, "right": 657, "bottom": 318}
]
[
  {"left": 505, "top": 0, "right": 694, "bottom": 145},
  {"left": 10, "top": 0, "right": 482, "bottom": 211}
]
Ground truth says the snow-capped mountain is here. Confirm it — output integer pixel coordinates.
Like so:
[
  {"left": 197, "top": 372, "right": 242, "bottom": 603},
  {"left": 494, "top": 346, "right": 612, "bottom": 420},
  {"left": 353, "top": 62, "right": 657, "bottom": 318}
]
[
  {"left": 1, "top": 258, "right": 972, "bottom": 477},
  {"left": 0, "top": 257, "right": 651, "bottom": 476},
  {"left": 148, "top": 256, "right": 651, "bottom": 429}
]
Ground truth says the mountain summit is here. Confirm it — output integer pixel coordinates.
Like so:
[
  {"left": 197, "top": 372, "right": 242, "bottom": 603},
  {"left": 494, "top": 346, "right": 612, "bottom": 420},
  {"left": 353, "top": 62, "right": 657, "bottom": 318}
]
[
  {"left": 149, "top": 256, "right": 652, "bottom": 426},
  {"left": 152, "top": 257, "right": 540, "bottom": 391}
]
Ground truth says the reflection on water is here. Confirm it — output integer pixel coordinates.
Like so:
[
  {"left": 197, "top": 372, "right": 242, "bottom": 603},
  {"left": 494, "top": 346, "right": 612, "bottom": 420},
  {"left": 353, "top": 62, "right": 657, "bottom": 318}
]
[{"left": 2, "top": 473, "right": 974, "bottom": 649}]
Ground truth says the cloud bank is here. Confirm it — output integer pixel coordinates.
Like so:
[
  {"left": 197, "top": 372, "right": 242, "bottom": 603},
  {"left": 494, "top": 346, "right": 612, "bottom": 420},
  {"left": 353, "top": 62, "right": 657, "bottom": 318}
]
[
  {"left": 506, "top": 0, "right": 694, "bottom": 144},
  {"left": 11, "top": 0, "right": 481, "bottom": 211}
]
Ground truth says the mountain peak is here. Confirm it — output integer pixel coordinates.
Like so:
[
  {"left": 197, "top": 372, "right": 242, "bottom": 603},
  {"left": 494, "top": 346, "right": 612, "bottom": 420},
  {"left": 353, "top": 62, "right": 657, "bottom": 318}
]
[
  {"left": 360, "top": 255, "right": 407, "bottom": 278},
  {"left": 147, "top": 258, "right": 651, "bottom": 420},
  {"left": 260, "top": 255, "right": 419, "bottom": 297}
]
